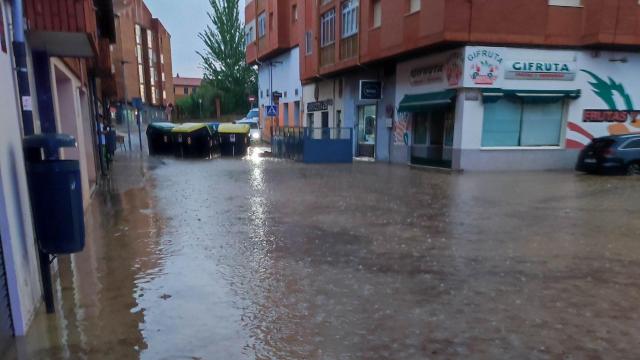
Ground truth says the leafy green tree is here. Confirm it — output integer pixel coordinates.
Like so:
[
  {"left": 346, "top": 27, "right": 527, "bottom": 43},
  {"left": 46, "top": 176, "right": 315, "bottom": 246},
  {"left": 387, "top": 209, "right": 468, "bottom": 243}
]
[
  {"left": 175, "top": 81, "right": 223, "bottom": 120},
  {"left": 198, "top": 0, "right": 257, "bottom": 115}
]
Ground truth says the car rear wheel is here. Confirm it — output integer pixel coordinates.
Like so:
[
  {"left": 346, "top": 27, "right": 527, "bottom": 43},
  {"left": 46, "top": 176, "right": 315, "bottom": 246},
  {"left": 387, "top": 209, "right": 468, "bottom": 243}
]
[{"left": 627, "top": 162, "right": 640, "bottom": 176}]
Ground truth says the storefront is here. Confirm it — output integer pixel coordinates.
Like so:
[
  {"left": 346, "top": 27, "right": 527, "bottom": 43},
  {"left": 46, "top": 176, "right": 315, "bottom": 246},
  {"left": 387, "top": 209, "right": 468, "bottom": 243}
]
[
  {"left": 394, "top": 46, "right": 640, "bottom": 171},
  {"left": 394, "top": 50, "right": 464, "bottom": 168}
]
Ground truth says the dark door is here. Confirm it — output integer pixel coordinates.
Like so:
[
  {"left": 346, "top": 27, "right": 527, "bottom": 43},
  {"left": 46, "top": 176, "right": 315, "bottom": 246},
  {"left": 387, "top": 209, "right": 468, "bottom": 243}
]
[
  {"left": 321, "top": 111, "right": 329, "bottom": 139},
  {"left": 0, "top": 234, "right": 13, "bottom": 355}
]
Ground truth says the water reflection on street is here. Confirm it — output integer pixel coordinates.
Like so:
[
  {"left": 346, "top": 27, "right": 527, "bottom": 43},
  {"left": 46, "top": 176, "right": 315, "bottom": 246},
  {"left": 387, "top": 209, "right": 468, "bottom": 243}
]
[{"left": 9, "top": 148, "right": 640, "bottom": 359}]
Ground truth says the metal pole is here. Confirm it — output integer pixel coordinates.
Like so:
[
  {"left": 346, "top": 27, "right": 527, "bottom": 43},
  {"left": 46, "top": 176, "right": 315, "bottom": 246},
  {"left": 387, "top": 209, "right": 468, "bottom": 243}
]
[
  {"left": 137, "top": 110, "right": 143, "bottom": 152},
  {"left": 121, "top": 60, "right": 132, "bottom": 151},
  {"left": 11, "top": 0, "right": 35, "bottom": 135},
  {"left": 38, "top": 250, "right": 55, "bottom": 313}
]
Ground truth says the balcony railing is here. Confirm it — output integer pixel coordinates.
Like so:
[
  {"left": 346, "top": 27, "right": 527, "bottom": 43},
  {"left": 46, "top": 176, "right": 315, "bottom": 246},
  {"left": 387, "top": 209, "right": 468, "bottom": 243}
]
[
  {"left": 340, "top": 35, "right": 358, "bottom": 61},
  {"left": 320, "top": 43, "right": 335, "bottom": 67}
]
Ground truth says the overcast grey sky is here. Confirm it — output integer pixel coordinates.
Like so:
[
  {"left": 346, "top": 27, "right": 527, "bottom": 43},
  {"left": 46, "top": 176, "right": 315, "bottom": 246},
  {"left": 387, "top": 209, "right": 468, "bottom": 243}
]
[{"left": 146, "top": 0, "right": 246, "bottom": 78}]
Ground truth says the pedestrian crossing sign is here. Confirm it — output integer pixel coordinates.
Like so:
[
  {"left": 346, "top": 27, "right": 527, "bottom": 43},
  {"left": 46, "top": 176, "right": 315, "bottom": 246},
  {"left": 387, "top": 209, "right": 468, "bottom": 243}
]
[{"left": 266, "top": 105, "right": 278, "bottom": 117}]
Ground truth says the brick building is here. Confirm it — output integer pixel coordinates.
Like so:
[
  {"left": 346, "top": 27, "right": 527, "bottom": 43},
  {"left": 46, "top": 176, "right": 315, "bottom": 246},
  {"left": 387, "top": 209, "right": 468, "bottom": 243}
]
[
  {"left": 173, "top": 75, "right": 203, "bottom": 101},
  {"left": 112, "top": 0, "right": 174, "bottom": 123},
  {"left": 245, "top": 0, "right": 640, "bottom": 169}
]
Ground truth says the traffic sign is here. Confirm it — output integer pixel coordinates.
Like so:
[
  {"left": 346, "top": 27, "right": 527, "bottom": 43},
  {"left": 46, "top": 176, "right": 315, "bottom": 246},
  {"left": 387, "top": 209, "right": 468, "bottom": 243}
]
[{"left": 265, "top": 105, "right": 278, "bottom": 117}]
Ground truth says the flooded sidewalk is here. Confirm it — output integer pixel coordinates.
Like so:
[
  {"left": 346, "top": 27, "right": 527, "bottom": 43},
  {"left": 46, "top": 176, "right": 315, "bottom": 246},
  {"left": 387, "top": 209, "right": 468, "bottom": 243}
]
[{"left": 6, "top": 151, "right": 640, "bottom": 359}]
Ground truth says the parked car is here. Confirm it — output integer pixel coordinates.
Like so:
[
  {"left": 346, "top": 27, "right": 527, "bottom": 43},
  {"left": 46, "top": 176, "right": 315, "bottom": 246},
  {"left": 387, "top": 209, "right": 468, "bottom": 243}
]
[
  {"left": 576, "top": 134, "right": 640, "bottom": 175},
  {"left": 236, "top": 118, "right": 261, "bottom": 142},
  {"left": 244, "top": 108, "right": 260, "bottom": 122}
]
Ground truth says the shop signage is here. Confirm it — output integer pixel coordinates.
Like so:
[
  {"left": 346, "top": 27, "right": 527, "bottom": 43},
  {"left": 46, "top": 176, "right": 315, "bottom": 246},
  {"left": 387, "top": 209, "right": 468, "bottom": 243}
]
[
  {"left": 583, "top": 109, "right": 640, "bottom": 123},
  {"left": 360, "top": 80, "right": 382, "bottom": 100},
  {"left": 410, "top": 64, "right": 444, "bottom": 85},
  {"left": 445, "top": 52, "right": 464, "bottom": 86},
  {"left": 505, "top": 61, "right": 577, "bottom": 81},
  {"left": 467, "top": 49, "right": 503, "bottom": 86},
  {"left": 307, "top": 100, "right": 332, "bottom": 112}
]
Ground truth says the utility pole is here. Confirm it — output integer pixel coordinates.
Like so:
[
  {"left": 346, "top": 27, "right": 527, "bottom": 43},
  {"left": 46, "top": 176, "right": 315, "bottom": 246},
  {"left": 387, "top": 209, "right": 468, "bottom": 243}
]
[
  {"left": 121, "top": 60, "right": 132, "bottom": 151},
  {"left": 199, "top": 98, "right": 203, "bottom": 119}
]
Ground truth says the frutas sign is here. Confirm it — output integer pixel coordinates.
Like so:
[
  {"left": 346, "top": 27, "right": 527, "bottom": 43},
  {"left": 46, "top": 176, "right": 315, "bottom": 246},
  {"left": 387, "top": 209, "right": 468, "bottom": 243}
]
[
  {"left": 583, "top": 109, "right": 640, "bottom": 123},
  {"left": 505, "top": 61, "right": 576, "bottom": 81}
]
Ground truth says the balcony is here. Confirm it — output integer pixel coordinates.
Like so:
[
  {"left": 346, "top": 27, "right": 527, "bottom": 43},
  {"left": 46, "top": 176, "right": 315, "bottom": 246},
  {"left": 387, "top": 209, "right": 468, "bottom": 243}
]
[
  {"left": 339, "top": 35, "right": 358, "bottom": 61},
  {"left": 320, "top": 43, "right": 335, "bottom": 67}
]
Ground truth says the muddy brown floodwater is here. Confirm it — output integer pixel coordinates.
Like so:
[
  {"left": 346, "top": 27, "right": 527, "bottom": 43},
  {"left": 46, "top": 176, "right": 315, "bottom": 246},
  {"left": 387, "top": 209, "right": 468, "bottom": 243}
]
[{"left": 6, "top": 148, "right": 640, "bottom": 359}]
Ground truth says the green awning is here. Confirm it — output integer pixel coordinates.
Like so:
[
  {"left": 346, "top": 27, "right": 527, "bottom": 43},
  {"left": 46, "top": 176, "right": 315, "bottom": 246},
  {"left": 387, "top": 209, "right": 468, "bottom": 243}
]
[
  {"left": 481, "top": 89, "right": 581, "bottom": 103},
  {"left": 398, "top": 89, "right": 457, "bottom": 113}
]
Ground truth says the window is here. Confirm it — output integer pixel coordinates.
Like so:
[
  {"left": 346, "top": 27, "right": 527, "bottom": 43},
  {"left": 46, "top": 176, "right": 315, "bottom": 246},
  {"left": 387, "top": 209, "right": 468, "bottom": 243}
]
[
  {"left": 548, "top": 0, "right": 582, "bottom": 6},
  {"left": 292, "top": 4, "right": 298, "bottom": 22},
  {"left": 147, "top": 29, "right": 157, "bottom": 104},
  {"left": 135, "top": 24, "right": 146, "bottom": 102},
  {"left": 258, "top": 12, "right": 266, "bottom": 38},
  {"left": 482, "top": 98, "right": 564, "bottom": 147},
  {"left": 184, "top": 87, "right": 189, "bottom": 95},
  {"left": 341, "top": 0, "right": 359, "bottom": 38},
  {"left": 409, "top": 0, "right": 420, "bottom": 13},
  {"left": 372, "top": 0, "right": 382, "bottom": 28},
  {"left": 320, "top": 9, "right": 336, "bottom": 47},
  {"left": 622, "top": 139, "right": 640, "bottom": 150},
  {"left": 305, "top": 31, "right": 313, "bottom": 54}
]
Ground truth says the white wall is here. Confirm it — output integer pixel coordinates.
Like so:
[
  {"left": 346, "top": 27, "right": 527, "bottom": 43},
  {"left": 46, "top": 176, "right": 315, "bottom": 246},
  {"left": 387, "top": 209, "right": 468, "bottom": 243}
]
[
  {"left": 51, "top": 58, "right": 92, "bottom": 208},
  {"left": 0, "top": 3, "right": 42, "bottom": 336},
  {"left": 258, "top": 46, "right": 302, "bottom": 107}
]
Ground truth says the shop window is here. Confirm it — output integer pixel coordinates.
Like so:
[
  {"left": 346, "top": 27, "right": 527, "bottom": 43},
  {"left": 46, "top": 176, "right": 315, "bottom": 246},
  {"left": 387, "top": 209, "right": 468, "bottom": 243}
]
[
  {"left": 482, "top": 98, "right": 564, "bottom": 147},
  {"left": 413, "top": 114, "right": 428, "bottom": 145},
  {"left": 292, "top": 4, "right": 298, "bottom": 22}
]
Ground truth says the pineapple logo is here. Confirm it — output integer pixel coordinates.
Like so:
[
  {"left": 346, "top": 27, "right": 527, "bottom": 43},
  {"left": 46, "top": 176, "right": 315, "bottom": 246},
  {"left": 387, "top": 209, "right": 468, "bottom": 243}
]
[{"left": 582, "top": 70, "right": 640, "bottom": 135}]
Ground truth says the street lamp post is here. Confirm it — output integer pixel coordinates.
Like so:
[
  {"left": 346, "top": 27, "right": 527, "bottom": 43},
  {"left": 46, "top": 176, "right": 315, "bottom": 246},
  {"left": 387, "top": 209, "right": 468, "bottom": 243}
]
[
  {"left": 121, "top": 60, "right": 132, "bottom": 152},
  {"left": 199, "top": 98, "right": 203, "bottom": 119}
]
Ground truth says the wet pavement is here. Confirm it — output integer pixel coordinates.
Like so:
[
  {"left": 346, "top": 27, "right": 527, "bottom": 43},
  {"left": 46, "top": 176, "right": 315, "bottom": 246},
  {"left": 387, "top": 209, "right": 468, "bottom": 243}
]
[{"left": 6, "top": 148, "right": 640, "bottom": 359}]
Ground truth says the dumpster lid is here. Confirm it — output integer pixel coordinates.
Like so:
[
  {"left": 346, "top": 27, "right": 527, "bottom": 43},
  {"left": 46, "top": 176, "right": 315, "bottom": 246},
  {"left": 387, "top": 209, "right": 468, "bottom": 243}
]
[
  {"left": 171, "top": 123, "right": 210, "bottom": 133},
  {"left": 23, "top": 133, "right": 77, "bottom": 151},
  {"left": 148, "top": 122, "right": 176, "bottom": 130},
  {"left": 218, "top": 124, "right": 250, "bottom": 134}
]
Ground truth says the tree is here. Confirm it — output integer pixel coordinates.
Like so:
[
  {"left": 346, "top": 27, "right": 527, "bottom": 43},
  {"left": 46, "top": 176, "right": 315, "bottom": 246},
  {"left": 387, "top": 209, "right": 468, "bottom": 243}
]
[{"left": 198, "top": 0, "right": 257, "bottom": 115}]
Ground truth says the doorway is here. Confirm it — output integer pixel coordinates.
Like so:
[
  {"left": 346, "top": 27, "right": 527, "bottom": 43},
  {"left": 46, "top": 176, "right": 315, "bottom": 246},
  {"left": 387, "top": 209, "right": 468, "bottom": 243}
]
[
  {"left": 411, "top": 106, "right": 454, "bottom": 168},
  {"left": 357, "top": 104, "right": 376, "bottom": 158}
]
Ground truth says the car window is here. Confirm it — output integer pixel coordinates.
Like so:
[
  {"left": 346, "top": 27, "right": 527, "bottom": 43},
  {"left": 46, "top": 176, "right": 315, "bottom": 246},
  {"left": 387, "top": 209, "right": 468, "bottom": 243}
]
[
  {"left": 622, "top": 138, "right": 640, "bottom": 150},
  {"left": 247, "top": 110, "right": 259, "bottom": 118}
]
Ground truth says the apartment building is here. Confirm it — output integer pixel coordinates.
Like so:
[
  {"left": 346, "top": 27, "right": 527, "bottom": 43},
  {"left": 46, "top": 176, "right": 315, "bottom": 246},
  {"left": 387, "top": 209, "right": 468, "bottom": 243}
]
[
  {"left": 112, "top": 0, "right": 174, "bottom": 124},
  {"left": 245, "top": 0, "right": 303, "bottom": 141},
  {"left": 245, "top": 0, "right": 640, "bottom": 170}
]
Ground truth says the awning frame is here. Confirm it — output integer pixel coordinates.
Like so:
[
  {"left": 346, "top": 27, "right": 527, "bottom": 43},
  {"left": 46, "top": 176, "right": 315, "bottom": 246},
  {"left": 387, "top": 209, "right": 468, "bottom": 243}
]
[
  {"left": 481, "top": 88, "right": 581, "bottom": 103},
  {"left": 398, "top": 89, "right": 457, "bottom": 113}
]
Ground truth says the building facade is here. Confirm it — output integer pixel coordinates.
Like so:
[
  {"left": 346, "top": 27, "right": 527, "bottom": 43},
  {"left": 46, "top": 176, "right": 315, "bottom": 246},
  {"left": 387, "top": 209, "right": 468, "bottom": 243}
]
[
  {"left": 245, "top": 0, "right": 303, "bottom": 141},
  {"left": 0, "top": 0, "right": 173, "bottom": 344},
  {"left": 245, "top": 0, "right": 640, "bottom": 169},
  {"left": 173, "top": 75, "right": 202, "bottom": 101},
  {"left": 112, "top": 0, "right": 174, "bottom": 124}
]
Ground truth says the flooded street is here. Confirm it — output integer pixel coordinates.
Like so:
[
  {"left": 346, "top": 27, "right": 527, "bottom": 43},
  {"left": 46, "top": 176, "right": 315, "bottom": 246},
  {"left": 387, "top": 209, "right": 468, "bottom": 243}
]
[{"left": 8, "top": 150, "right": 640, "bottom": 359}]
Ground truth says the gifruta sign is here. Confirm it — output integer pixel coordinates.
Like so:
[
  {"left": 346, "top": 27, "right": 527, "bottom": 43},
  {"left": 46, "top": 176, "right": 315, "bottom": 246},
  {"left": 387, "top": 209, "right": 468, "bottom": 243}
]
[{"left": 505, "top": 61, "right": 577, "bottom": 81}]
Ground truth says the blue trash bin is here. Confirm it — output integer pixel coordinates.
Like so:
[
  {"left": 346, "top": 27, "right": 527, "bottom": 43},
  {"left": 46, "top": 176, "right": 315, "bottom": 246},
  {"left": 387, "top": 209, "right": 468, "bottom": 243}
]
[{"left": 24, "top": 134, "right": 85, "bottom": 254}]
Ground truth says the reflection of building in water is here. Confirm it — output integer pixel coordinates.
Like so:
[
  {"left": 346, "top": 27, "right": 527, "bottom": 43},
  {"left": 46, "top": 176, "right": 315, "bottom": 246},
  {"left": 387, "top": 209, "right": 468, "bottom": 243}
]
[{"left": 21, "top": 184, "right": 165, "bottom": 358}]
